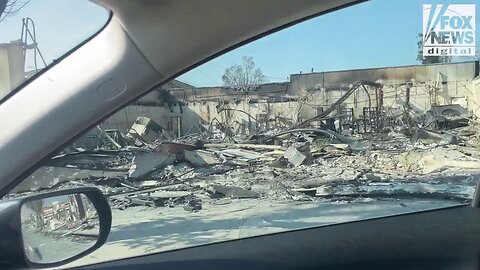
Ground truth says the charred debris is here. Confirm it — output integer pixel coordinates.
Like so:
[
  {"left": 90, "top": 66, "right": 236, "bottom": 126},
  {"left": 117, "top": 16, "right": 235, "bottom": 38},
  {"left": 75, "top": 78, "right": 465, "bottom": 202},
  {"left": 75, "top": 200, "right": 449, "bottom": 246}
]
[{"left": 11, "top": 80, "right": 480, "bottom": 211}]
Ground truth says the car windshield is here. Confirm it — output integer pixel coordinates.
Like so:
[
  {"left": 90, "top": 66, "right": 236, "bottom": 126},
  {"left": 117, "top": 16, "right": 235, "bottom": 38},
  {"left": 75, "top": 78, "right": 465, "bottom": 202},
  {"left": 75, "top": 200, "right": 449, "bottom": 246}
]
[
  {"left": 0, "top": 0, "right": 109, "bottom": 100},
  {"left": 2, "top": 0, "right": 480, "bottom": 267}
]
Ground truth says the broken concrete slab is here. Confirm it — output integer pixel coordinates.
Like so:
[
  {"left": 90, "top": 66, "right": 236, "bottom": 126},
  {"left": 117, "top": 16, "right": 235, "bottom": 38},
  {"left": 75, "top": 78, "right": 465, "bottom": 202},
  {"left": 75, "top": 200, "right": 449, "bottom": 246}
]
[
  {"left": 112, "top": 190, "right": 197, "bottom": 210},
  {"left": 207, "top": 185, "right": 259, "bottom": 199},
  {"left": 150, "top": 190, "right": 191, "bottom": 199},
  {"left": 139, "top": 180, "right": 160, "bottom": 188},
  {"left": 184, "top": 150, "right": 222, "bottom": 167},
  {"left": 128, "top": 117, "right": 167, "bottom": 143},
  {"left": 221, "top": 148, "right": 264, "bottom": 160},
  {"left": 270, "top": 156, "right": 289, "bottom": 168},
  {"left": 398, "top": 147, "right": 480, "bottom": 174},
  {"left": 421, "top": 157, "right": 480, "bottom": 174},
  {"left": 412, "top": 129, "right": 457, "bottom": 145},
  {"left": 284, "top": 146, "right": 308, "bottom": 166},
  {"left": 129, "top": 150, "right": 176, "bottom": 178},
  {"left": 327, "top": 144, "right": 350, "bottom": 150},
  {"left": 11, "top": 167, "right": 128, "bottom": 193}
]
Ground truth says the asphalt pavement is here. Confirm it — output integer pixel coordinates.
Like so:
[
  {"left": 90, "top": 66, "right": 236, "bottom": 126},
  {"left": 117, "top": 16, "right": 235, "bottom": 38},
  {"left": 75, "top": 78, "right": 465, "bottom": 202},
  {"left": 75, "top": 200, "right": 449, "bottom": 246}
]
[{"left": 23, "top": 228, "right": 96, "bottom": 264}]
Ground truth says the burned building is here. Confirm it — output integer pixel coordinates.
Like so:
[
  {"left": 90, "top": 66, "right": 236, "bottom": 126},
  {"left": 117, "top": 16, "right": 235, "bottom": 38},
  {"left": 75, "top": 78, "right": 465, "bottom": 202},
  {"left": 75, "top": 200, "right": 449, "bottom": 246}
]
[
  {"left": 95, "top": 61, "right": 479, "bottom": 138},
  {"left": 9, "top": 60, "right": 480, "bottom": 217}
]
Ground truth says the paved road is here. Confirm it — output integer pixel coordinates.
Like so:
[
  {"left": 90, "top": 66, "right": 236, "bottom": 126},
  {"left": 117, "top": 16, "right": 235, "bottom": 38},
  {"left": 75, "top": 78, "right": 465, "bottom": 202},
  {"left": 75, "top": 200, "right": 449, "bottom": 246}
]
[
  {"left": 64, "top": 198, "right": 461, "bottom": 268},
  {"left": 23, "top": 228, "right": 96, "bottom": 264}
]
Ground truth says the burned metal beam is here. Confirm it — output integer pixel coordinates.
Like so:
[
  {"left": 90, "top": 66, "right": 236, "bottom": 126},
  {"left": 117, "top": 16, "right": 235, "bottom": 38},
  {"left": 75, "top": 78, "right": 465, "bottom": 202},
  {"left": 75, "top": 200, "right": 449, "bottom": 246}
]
[{"left": 293, "top": 81, "right": 382, "bottom": 129}]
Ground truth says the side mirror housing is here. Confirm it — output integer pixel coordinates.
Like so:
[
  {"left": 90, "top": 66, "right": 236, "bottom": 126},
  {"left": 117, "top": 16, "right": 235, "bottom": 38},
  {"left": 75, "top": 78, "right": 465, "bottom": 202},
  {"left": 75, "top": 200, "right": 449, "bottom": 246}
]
[{"left": 0, "top": 187, "right": 111, "bottom": 269}]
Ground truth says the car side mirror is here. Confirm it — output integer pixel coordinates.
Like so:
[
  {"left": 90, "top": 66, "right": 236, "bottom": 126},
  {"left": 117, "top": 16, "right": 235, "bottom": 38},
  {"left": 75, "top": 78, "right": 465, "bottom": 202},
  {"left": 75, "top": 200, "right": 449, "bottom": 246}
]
[{"left": 0, "top": 187, "right": 111, "bottom": 269}]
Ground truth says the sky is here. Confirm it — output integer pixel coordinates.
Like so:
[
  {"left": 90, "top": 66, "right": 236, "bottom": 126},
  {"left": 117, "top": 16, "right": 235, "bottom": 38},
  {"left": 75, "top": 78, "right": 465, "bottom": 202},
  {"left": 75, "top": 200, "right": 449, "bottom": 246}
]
[
  {"left": 0, "top": 0, "right": 109, "bottom": 70},
  {"left": 0, "top": 0, "right": 478, "bottom": 87},
  {"left": 178, "top": 0, "right": 480, "bottom": 86}
]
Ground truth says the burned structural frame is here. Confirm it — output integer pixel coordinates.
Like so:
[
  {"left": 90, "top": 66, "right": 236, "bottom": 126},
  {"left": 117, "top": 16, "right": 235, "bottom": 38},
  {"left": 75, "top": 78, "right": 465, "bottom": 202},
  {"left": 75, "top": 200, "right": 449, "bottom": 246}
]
[{"left": 296, "top": 81, "right": 384, "bottom": 133}]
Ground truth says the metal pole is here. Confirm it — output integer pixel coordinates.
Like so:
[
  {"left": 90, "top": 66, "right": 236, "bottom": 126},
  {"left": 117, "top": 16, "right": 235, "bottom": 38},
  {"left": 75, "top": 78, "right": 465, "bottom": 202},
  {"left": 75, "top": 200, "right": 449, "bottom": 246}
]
[{"left": 472, "top": 181, "right": 480, "bottom": 208}]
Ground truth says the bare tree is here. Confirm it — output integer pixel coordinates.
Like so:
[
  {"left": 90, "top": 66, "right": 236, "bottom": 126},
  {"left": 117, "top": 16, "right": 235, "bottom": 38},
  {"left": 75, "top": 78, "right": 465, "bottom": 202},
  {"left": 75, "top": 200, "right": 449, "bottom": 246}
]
[
  {"left": 222, "top": 56, "right": 266, "bottom": 91},
  {"left": 0, "top": 0, "right": 31, "bottom": 22}
]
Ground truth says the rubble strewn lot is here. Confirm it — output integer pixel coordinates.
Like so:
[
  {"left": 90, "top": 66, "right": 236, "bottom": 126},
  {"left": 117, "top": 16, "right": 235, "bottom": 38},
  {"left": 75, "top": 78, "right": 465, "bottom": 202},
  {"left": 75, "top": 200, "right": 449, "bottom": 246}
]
[
  {"left": 9, "top": 106, "right": 480, "bottom": 209},
  {"left": 7, "top": 91, "right": 480, "bottom": 265}
]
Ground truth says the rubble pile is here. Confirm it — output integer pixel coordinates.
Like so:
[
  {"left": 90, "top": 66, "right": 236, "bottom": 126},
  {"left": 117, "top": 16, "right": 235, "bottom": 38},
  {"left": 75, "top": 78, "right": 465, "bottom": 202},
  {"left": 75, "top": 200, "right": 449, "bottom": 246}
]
[{"left": 10, "top": 103, "right": 480, "bottom": 212}]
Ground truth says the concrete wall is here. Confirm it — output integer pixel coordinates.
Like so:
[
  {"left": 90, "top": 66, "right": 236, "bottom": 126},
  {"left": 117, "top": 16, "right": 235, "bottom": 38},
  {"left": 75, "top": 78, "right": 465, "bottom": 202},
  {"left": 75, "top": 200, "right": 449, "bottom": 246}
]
[
  {"left": 95, "top": 61, "right": 479, "bottom": 137},
  {"left": 296, "top": 82, "right": 468, "bottom": 120},
  {"left": 289, "top": 62, "right": 477, "bottom": 93},
  {"left": 468, "top": 76, "right": 480, "bottom": 118},
  {"left": 166, "top": 82, "right": 290, "bottom": 103},
  {"left": 290, "top": 61, "right": 477, "bottom": 119},
  {"left": 0, "top": 41, "right": 25, "bottom": 99},
  {"left": 99, "top": 99, "right": 301, "bottom": 137}
]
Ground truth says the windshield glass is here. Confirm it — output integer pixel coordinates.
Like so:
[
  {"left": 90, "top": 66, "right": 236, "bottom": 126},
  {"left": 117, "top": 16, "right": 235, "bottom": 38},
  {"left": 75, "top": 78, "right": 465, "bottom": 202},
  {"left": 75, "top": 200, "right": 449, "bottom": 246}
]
[
  {"left": 3, "top": 0, "right": 480, "bottom": 267},
  {"left": 0, "top": 0, "right": 109, "bottom": 100}
]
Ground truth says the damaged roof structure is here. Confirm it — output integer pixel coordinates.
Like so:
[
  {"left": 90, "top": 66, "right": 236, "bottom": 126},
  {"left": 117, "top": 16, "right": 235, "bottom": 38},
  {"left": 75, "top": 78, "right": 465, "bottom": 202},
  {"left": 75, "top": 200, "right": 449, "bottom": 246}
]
[{"left": 8, "top": 61, "right": 480, "bottom": 218}]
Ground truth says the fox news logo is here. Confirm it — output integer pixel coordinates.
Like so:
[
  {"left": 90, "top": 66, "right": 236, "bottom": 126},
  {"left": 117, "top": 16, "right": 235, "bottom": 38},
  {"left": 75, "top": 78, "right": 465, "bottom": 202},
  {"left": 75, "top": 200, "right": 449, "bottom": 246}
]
[{"left": 423, "top": 4, "right": 475, "bottom": 56}]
